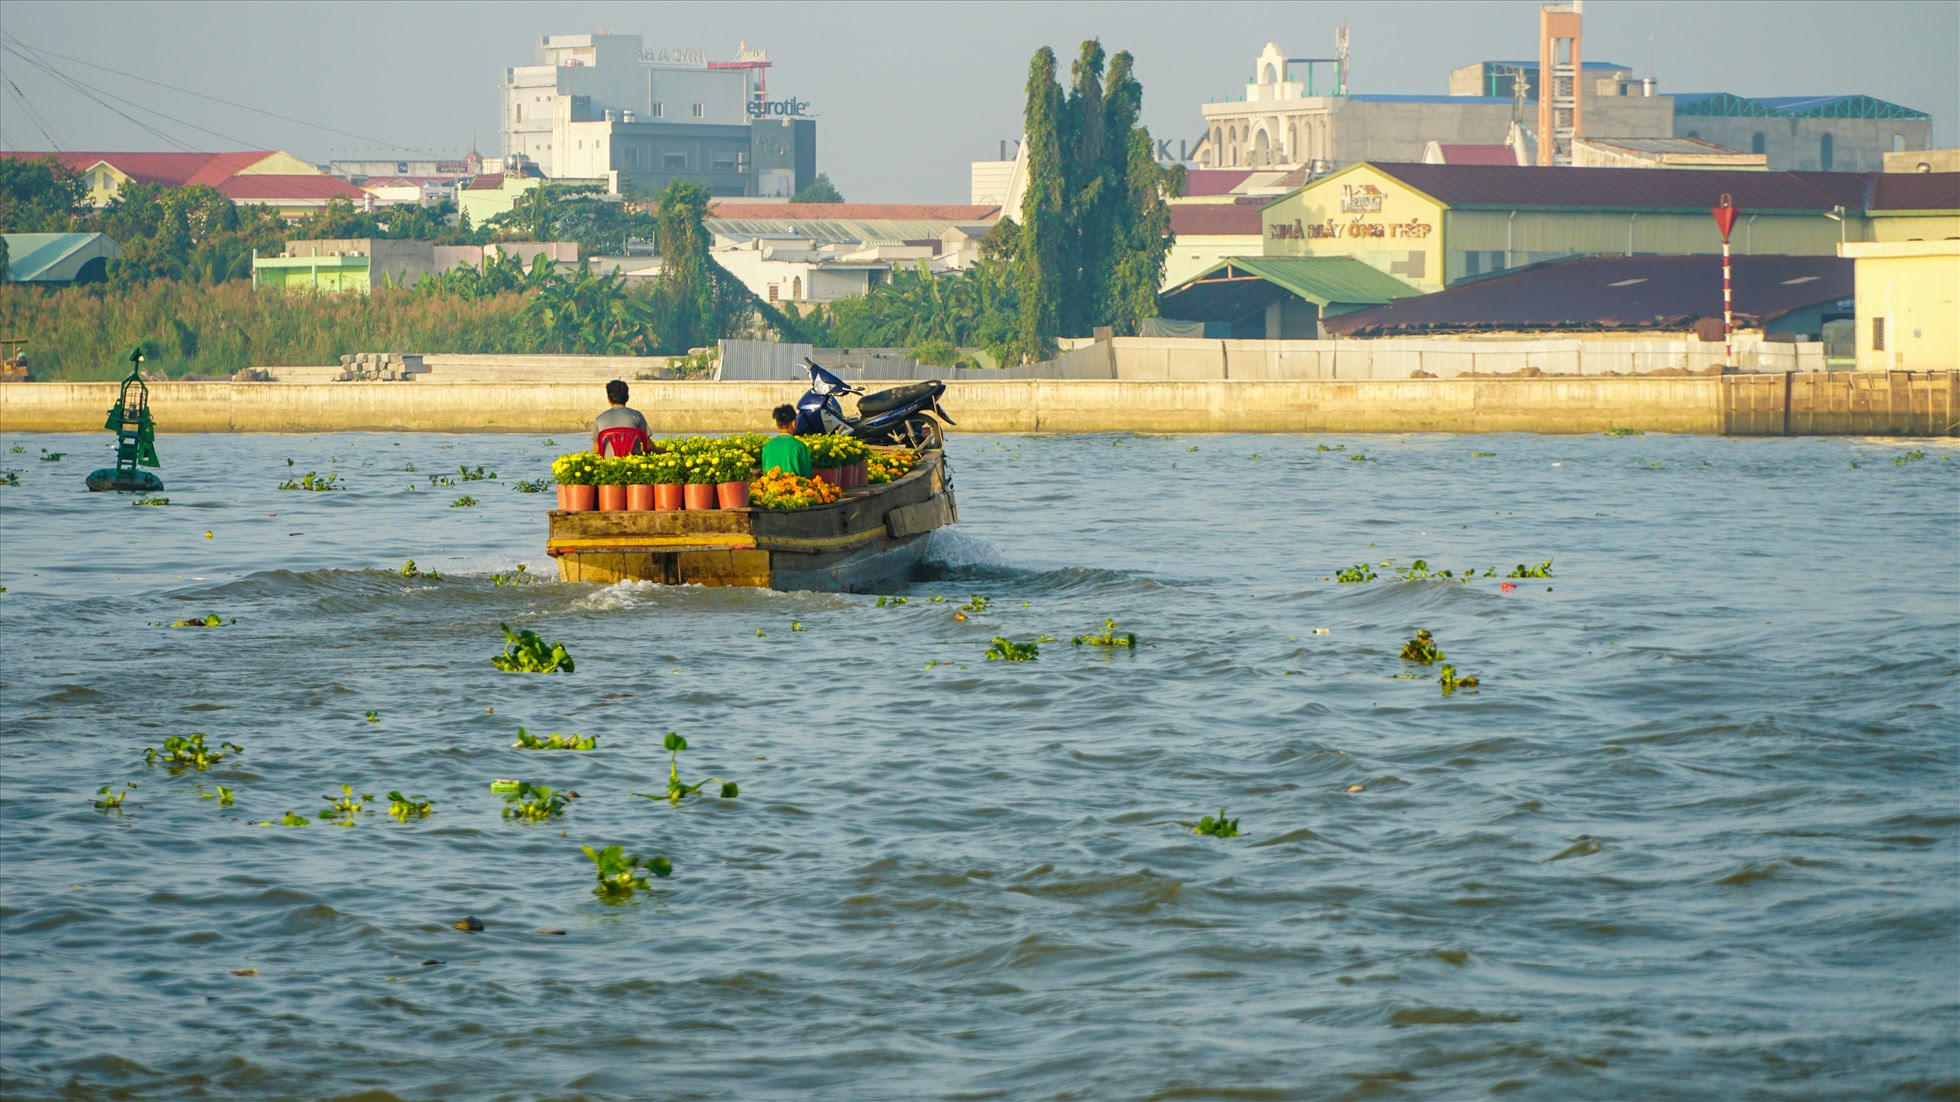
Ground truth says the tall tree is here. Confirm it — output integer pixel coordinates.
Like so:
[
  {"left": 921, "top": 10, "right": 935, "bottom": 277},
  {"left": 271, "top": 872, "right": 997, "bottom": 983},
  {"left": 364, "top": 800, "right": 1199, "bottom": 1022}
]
[
  {"left": 1017, "top": 46, "right": 1067, "bottom": 364},
  {"left": 1010, "top": 40, "right": 1176, "bottom": 361},
  {"left": 791, "top": 173, "right": 844, "bottom": 204}
]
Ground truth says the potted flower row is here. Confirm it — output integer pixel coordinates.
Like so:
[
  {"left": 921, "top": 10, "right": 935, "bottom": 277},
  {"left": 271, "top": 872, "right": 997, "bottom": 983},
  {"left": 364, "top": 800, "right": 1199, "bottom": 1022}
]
[
  {"left": 803, "top": 434, "right": 874, "bottom": 489},
  {"left": 552, "top": 439, "right": 760, "bottom": 513}
]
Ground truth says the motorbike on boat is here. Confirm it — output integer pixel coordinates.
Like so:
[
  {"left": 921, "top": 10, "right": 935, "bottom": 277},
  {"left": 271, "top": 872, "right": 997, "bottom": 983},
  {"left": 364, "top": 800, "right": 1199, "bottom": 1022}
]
[{"left": 794, "top": 357, "right": 953, "bottom": 449}]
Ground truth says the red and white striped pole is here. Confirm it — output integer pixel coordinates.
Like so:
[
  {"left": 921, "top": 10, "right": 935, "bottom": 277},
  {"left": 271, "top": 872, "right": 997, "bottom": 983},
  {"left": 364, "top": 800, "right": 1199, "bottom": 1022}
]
[{"left": 1710, "top": 193, "right": 1740, "bottom": 370}]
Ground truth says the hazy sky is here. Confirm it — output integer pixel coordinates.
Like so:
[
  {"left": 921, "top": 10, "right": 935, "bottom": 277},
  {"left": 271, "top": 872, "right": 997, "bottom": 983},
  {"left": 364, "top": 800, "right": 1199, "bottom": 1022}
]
[{"left": 2, "top": 0, "right": 1954, "bottom": 202}]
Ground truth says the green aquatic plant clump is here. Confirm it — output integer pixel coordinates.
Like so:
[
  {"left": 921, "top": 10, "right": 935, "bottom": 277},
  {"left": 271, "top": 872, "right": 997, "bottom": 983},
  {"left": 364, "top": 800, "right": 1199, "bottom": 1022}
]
[
  {"left": 986, "top": 636, "right": 1040, "bottom": 661},
  {"left": 491, "top": 563, "right": 540, "bottom": 586},
  {"left": 386, "top": 791, "right": 434, "bottom": 822},
  {"left": 168, "top": 613, "right": 229, "bottom": 627},
  {"left": 1335, "top": 563, "right": 1378, "bottom": 584},
  {"left": 1400, "top": 629, "right": 1445, "bottom": 665},
  {"left": 450, "top": 495, "right": 479, "bottom": 508},
  {"left": 279, "top": 471, "right": 338, "bottom": 491},
  {"left": 512, "top": 728, "right": 598, "bottom": 751},
  {"left": 144, "top": 733, "right": 242, "bottom": 771},
  {"left": 1506, "top": 560, "right": 1554, "bottom": 579},
  {"left": 635, "top": 733, "right": 738, "bottom": 804},
  {"left": 1073, "top": 619, "right": 1138, "bottom": 649},
  {"left": 1194, "top": 809, "right": 1240, "bottom": 838},
  {"left": 584, "top": 844, "right": 672, "bottom": 900},
  {"left": 93, "top": 782, "right": 137, "bottom": 812},
  {"left": 1439, "top": 665, "right": 1482, "bottom": 696},
  {"left": 492, "top": 623, "right": 574, "bottom": 673},
  {"left": 502, "top": 781, "right": 571, "bottom": 821},
  {"left": 318, "top": 785, "right": 374, "bottom": 825},
  {"left": 400, "top": 560, "right": 442, "bottom": 580}
]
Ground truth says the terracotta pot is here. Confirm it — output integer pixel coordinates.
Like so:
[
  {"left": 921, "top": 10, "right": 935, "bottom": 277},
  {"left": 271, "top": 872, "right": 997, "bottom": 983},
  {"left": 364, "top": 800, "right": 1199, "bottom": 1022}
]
[
  {"left": 556, "top": 484, "right": 571, "bottom": 509},
  {"left": 561, "top": 484, "right": 596, "bottom": 512},
  {"left": 716, "top": 480, "right": 750, "bottom": 509},
  {"left": 684, "top": 483, "right": 718, "bottom": 510},
  {"left": 851, "top": 460, "right": 869, "bottom": 488},
  {"left": 597, "top": 484, "right": 627, "bottom": 511},
  {"left": 654, "top": 483, "right": 684, "bottom": 511},
  {"left": 814, "top": 466, "right": 841, "bottom": 486},
  {"left": 626, "top": 483, "right": 656, "bottom": 511}
]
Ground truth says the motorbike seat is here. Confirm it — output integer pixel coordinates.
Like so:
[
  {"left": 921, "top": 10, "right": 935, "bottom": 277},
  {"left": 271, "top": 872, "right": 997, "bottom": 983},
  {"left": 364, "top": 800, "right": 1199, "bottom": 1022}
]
[{"left": 857, "top": 380, "right": 941, "bottom": 416}]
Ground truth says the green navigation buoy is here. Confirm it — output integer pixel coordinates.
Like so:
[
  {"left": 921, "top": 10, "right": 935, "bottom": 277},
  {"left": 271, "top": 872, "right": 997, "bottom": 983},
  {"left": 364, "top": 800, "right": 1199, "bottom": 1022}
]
[{"left": 85, "top": 347, "right": 165, "bottom": 493}]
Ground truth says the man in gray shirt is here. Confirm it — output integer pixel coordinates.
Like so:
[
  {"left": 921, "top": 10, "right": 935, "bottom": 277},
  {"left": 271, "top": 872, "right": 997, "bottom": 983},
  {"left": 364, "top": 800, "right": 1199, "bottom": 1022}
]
[{"left": 592, "top": 378, "right": 651, "bottom": 455}]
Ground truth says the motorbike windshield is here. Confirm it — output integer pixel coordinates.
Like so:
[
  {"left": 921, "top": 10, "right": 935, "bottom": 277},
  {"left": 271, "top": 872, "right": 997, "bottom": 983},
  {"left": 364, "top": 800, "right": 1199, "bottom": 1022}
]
[{"left": 807, "top": 363, "right": 847, "bottom": 394}]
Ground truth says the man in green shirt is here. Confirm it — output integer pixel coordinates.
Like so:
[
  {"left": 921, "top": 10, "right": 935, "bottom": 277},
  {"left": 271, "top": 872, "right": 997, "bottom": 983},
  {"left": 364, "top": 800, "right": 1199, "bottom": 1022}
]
[{"left": 760, "top": 404, "right": 812, "bottom": 477}]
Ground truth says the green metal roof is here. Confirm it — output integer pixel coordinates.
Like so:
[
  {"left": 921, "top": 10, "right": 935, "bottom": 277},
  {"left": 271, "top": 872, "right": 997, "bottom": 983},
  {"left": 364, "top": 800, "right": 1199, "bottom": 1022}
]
[
  {"left": 1181, "top": 256, "right": 1419, "bottom": 306},
  {"left": 1158, "top": 256, "right": 1419, "bottom": 325}
]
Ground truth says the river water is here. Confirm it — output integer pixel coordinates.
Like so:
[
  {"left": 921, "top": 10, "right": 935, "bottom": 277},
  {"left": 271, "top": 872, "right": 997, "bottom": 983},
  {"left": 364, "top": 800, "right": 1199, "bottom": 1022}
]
[{"left": 0, "top": 429, "right": 1954, "bottom": 1101}]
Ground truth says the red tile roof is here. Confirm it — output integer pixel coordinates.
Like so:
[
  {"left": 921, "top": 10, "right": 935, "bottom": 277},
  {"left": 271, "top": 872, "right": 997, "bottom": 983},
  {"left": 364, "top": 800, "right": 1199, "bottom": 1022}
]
[
  {"left": 707, "top": 203, "right": 999, "bottom": 221},
  {"left": 1178, "top": 170, "right": 1257, "bottom": 197},
  {"left": 216, "top": 176, "right": 368, "bottom": 202},
  {"left": 1434, "top": 144, "right": 1517, "bottom": 166},
  {"left": 0, "top": 150, "right": 279, "bottom": 187},
  {"left": 1366, "top": 163, "right": 1878, "bottom": 212},
  {"left": 1322, "top": 253, "right": 1852, "bottom": 336},
  {"left": 1170, "top": 204, "right": 1264, "bottom": 236}
]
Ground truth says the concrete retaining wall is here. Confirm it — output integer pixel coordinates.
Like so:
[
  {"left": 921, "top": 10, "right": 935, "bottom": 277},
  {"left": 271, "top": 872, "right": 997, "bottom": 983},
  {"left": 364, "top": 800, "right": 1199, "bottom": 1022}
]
[
  {"left": 716, "top": 335, "right": 1831, "bottom": 383},
  {"left": 3, "top": 374, "right": 1949, "bottom": 436}
]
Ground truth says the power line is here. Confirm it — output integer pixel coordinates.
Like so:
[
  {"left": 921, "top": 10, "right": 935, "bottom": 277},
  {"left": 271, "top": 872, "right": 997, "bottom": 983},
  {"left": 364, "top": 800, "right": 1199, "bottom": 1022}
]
[
  {"left": 1, "top": 33, "right": 450, "bottom": 160},
  {"left": 1, "top": 40, "right": 363, "bottom": 206},
  {"left": 3, "top": 74, "right": 66, "bottom": 150}
]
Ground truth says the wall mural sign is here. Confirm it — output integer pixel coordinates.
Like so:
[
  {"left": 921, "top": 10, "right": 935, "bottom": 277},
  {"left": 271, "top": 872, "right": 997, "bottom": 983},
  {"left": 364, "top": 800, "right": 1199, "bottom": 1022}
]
[
  {"left": 1339, "top": 183, "right": 1385, "bottom": 213},
  {"left": 639, "top": 47, "right": 707, "bottom": 67},
  {"left": 1269, "top": 217, "right": 1432, "bottom": 241}
]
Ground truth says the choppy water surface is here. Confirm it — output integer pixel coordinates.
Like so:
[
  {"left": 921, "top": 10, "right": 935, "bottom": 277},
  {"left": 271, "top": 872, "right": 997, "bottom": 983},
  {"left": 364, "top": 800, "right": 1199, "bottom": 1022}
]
[{"left": 1, "top": 430, "right": 1955, "bottom": 1101}]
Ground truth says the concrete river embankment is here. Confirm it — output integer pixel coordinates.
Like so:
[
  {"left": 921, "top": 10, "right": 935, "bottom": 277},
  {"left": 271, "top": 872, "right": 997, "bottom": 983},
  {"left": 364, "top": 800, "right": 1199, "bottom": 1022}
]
[{"left": 0, "top": 373, "right": 1951, "bottom": 436}]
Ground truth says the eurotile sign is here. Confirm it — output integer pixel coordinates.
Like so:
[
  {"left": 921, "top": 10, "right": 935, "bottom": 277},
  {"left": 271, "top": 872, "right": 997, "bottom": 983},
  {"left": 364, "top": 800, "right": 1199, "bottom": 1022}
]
[
  {"left": 747, "top": 97, "right": 813, "bottom": 118},
  {"left": 1263, "top": 163, "right": 1447, "bottom": 289}
]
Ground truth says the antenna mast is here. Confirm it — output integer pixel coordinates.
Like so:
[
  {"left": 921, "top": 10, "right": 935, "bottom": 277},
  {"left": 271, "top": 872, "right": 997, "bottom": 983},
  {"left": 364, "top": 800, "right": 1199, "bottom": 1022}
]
[{"left": 1335, "top": 27, "right": 1350, "bottom": 95}]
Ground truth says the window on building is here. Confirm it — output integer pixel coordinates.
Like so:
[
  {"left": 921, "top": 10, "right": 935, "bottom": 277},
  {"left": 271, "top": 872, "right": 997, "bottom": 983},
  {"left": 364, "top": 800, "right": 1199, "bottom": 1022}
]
[
  {"left": 1751, "top": 132, "right": 1765, "bottom": 155},
  {"left": 664, "top": 151, "right": 687, "bottom": 169},
  {"left": 1685, "top": 129, "right": 1699, "bottom": 140},
  {"left": 711, "top": 151, "right": 739, "bottom": 171},
  {"left": 1820, "top": 133, "right": 1834, "bottom": 171},
  {"left": 652, "top": 102, "right": 664, "bottom": 118},
  {"left": 1873, "top": 316, "right": 1885, "bottom": 351},
  {"left": 626, "top": 148, "right": 639, "bottom": 167},
  {"left": 692, "top": 103, "right": 705, "bottom": 118},
  {"left": 515, "top": 104, "right": 523, "bottom": 122},
  {"left": 793, "top": 276, "right": 802, "bottom": 299},
  {"left": 768, "top": 283, "right": 779, "bottom": 303},
  {"left": 1465, "top": 252, "right": 1481, "bottom": 277},
  {"left": 1892, "top": 133, "right": 1905, "bottom": 152}
]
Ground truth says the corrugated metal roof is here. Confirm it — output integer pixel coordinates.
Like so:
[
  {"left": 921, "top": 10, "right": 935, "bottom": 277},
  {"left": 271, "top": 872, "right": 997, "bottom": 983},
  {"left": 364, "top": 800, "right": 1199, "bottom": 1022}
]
[
  {"left": 708, "top": 218, "right": 984, "bottom": 246},
  {"left": 1180, "top": 170, "right": 1258, "bottom": 197},
  {"left": 1363, "top": 163, "right": 1876, "bottom": 212},
  {"left": 1322, "top": 253, "right": 1851, "bottom": 336},
  {"left": 707, "top": 203, "right": 998, "bottom": 221},
  {"left": 1869, "top": 172, "right": 1960, "bottom": 211},
  {"left": 1160, "top": 256, "right": 1419, "bottom": 321}
]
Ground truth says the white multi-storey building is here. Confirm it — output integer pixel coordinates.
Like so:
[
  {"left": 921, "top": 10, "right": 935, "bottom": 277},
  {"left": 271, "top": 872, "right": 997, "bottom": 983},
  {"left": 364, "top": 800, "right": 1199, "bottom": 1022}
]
[{"left": 502, "top": 32, "right": 753, "bottom": 178}]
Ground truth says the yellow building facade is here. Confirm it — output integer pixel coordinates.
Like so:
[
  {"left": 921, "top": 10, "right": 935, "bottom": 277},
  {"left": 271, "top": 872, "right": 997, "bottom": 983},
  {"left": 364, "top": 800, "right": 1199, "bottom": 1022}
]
[
  {"left": 1842, "top": 240, "right": 1959, "bottom": 372},
  {"left": 1261, "top": 162, "right": 1877, "bottom": 292}
]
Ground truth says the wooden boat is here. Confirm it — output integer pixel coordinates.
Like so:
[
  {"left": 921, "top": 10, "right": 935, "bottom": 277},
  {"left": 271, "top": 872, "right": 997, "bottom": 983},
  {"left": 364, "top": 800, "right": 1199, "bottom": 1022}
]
[{"left": 546, "top": 450, "right": 957, "bottom": 591}]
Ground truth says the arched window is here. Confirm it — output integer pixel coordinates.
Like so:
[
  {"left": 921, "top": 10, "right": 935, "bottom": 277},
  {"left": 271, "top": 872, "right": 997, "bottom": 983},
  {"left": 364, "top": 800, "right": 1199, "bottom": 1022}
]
[
  {"left": 1820, "top": 133, "right": 1834, "bottom": 171},
  {"left": 1262, "top": 63, "right": 1277, "bottom": 84},
  {"left": 1289, "top": 122, "right": 1298, "bottom": 161},
  {"left": 515, "top": 104, "right": 523, "bottom": 123},
  {"left": 1750, "top": 132, "right": 1765, "bottom": 155},
  {"left": 1228, "top": 127, "right": 1238, "bottom": 167},
  {"left": 1892, "top": 133, "right": 1906, "bottom": 152}
]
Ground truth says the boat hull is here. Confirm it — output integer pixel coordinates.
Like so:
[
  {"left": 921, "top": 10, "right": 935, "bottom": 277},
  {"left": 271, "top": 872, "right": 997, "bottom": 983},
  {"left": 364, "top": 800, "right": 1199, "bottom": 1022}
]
[{"left": 546, "top": 451, "right": 956, "bottom": 592}]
